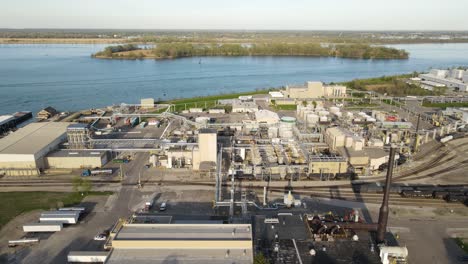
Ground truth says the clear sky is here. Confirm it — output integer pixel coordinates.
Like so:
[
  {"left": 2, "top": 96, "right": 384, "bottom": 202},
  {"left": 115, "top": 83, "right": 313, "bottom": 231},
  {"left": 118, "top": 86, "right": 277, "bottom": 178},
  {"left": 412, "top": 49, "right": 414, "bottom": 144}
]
[{"left": 1, "top": 0, "right": 467, "bottom": 30}]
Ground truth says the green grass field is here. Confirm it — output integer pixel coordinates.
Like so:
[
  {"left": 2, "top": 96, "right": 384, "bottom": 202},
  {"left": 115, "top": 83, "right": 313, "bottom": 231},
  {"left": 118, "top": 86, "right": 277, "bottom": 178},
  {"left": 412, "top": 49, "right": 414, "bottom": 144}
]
[
  {"left": 158, "top": 89, "right": 272, "bottom": 112},
  {"left": 0, "top": 191, "right": 112, "bottom": 229},
  {"left": 273, "top": 104, "right": 297, "bottom": 111}
]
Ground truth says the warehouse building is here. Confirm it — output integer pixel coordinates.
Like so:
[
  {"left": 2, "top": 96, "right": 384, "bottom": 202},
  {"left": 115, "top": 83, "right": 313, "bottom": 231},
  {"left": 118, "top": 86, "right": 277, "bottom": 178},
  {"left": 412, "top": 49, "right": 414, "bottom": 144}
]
[
  {"left": 232, "top": 100, "right": 258, "bottom": 113},
  {"left": 105, "top": 223, "right": 253, "bottom": 264},
  {"left": 45, "top": 150, "right": 108, "bottom": 169},
  {"left": 0, "top": 122, "right": 70, "bottom": 176}
]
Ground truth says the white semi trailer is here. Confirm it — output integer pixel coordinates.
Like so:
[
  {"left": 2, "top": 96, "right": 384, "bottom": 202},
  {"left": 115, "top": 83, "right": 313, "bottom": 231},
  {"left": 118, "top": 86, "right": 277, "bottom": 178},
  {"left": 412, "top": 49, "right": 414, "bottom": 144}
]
[
  {"left": 40, "top": 210, "right": 80, "bottom": 224},
  {"left": 67, "top": 251, "right": 109, "bottom": 263},
  {"left": 23, "top": 222, "right": 63, "bottom": 232}
]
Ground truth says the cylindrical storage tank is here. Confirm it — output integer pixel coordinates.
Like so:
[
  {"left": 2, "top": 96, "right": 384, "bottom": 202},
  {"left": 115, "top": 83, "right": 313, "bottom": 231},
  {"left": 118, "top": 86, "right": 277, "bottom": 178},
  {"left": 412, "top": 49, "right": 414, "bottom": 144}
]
[
  {"left": 329, "top": 107, "right": 340, "bottom": 113},
  {"left": 318, "top": 111, "right": 329, "bottom": 117},
  {"left": 319, "top": 116, "right": 328, "bottom": 122},
  {"left": 280, "top": 116, "right": 296, "bottom": 124}
]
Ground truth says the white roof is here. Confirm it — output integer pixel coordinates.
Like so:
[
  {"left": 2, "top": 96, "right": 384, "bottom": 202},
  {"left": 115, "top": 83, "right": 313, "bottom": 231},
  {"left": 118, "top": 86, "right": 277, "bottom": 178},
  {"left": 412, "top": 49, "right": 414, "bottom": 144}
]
[
  {"left": 107, "top": 248, "right": 253, "bottom": 264},
  {"left": 255, "top": 110, "right": 280, "bottom": 124},
  {"left": 115, "top": 224, "right": 252, "bottom": 241},
  {"left": 0, "top": 115, "right": 14, "bottom": 126},
  {"left": 0, "top": 122, "right": 69, "bottom": 155},
  {"left": 269, "top": 91, "right": 284, "bottom": 98}
]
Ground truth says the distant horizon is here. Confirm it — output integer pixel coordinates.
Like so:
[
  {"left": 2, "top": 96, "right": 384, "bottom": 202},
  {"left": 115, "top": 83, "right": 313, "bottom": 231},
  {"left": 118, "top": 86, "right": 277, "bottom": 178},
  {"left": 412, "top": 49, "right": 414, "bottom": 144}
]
[
  {"left": 2, "top": 0, "right": 467, "bottom": 31},
  {"left": 1, "top": 28, "right": 468, "bottom": 33}
]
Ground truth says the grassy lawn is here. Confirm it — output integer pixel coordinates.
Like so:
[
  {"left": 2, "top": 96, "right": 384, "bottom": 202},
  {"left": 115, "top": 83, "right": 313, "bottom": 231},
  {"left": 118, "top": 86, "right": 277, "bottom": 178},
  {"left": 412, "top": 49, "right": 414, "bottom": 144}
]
[
  {"left": 161, "top": 89, "right": 271, "bottom": 105},
  {"left": 156, "top": 89, "right": 272, "bottom": 113},
  {"left": 0, "top": 191, "right": 112, "bottom": 229},
  {"left": 455, "top": 237, "right": 468, "bottom": 254},
  {"left": 422, "top": 101, "right": 468, "bottom": 108},
  {"left": 273, "top": 104, "right": 297, "bottom": 111}
]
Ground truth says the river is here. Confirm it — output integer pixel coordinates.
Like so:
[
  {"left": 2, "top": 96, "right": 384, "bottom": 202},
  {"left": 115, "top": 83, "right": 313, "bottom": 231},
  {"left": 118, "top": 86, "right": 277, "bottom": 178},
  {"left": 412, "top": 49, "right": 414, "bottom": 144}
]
[{"left": 0, "top": 43, "right": 467, "bottom": 114}]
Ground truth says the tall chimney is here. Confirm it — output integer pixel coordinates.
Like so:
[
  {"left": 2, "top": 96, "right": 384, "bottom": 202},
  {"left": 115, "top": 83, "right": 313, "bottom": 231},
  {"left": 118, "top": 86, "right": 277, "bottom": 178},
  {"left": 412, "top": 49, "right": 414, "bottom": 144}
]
[{"left": 377, "top": 146, "right": 396, "bottom": 244}]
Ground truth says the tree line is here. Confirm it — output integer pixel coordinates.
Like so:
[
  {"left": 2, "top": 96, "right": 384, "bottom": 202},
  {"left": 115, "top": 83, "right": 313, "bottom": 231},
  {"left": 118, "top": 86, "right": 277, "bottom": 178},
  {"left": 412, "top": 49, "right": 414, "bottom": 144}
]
[{"left": 93, "top": 43, "right": 409, "bottom": 60}]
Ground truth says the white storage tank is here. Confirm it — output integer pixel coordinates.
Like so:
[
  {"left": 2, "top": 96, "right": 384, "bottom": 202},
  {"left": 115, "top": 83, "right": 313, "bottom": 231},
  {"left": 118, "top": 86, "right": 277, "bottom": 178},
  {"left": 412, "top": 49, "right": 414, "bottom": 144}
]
[
  {"left": 279, "top": 117, "right": 295, "bottom": 138},
  {"left": 329, "top": 106, "right": 340, "bottom": 113}
]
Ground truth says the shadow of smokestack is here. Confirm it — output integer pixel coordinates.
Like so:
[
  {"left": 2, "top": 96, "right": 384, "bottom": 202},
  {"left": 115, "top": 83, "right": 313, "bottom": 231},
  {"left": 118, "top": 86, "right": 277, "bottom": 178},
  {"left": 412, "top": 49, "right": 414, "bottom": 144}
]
[{"left": 377, "top": 145, "right": 396, "bottom": 244}]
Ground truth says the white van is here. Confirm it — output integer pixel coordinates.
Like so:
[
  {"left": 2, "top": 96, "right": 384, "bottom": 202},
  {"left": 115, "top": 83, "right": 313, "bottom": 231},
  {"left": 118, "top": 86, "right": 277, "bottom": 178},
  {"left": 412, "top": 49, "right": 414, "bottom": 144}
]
[{"left": 159, "top": 202, "right": 167, "bottom": 211}]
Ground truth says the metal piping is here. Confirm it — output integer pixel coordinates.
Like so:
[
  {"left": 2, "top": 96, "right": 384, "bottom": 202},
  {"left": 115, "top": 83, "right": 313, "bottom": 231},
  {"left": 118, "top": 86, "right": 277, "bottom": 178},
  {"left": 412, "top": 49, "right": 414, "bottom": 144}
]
[{"left": 377, "top": 146, "right": 396, "bottom": 244}]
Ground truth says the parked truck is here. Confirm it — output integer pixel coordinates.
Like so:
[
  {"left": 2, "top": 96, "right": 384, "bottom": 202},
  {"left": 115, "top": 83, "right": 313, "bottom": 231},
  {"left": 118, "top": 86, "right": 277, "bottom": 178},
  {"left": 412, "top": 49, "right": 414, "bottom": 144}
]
[
  {"left": 81, "top": 169, "right": 91, "bottom": 177},
  {"left": 90, "top": 169, "right": 113, "bottom": 175}
]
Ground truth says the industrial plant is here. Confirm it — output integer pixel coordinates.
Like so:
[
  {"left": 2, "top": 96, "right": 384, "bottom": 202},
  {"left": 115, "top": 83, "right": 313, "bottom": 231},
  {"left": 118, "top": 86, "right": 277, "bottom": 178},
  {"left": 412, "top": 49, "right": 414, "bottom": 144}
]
[{"left": 1, "top": 80, "right": 468, "bottom": 264}]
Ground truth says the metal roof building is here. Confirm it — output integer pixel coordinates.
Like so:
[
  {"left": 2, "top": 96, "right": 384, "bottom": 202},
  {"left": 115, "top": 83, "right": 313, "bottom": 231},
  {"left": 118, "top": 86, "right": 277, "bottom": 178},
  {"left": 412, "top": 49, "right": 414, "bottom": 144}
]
[
  {"left": 106, "top": 223, "right": 253, "bottom": 264},
  {"left": 0, "top": 122, "right": 70, "bottom": 175}
]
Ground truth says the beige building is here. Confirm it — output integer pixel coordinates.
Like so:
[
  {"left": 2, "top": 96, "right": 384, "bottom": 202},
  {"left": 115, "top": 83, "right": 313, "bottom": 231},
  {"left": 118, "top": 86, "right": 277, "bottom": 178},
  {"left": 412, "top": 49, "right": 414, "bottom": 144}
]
[
  {"left": 338, "top": 147, "right": 396, "bottom": 176},
  {"left": 325, "top": 127, "right": 364, "bottom": 151},
  {"left": 45, "top": 150, "right": 108, "bottom": 169},
  {"left": 105, "top": 223, "right": 253, "bottom": 264},
  {"left": 140, "top": 98, "right": 155, "bottom": 109},
  {"left": 166, "top": 129, "right": 217, "bottom": 171},
  {"left": 232, "top": 100, "right": 258, "bottom": 113},
  {"left": 309, "top": 155, "right": 348, "bottom": 176},
  {"left": 284, "top": 81, "right": 347, "bottom": 99},
  {"left": 0, "top": 122, "right": 70, "bottom": 176}
]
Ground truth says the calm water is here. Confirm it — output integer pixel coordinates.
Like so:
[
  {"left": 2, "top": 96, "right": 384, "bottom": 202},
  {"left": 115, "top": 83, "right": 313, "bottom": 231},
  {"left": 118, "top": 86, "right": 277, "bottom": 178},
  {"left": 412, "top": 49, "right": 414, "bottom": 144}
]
[{"left": 1, "top": 43, "right": 468, "bottom": 114}]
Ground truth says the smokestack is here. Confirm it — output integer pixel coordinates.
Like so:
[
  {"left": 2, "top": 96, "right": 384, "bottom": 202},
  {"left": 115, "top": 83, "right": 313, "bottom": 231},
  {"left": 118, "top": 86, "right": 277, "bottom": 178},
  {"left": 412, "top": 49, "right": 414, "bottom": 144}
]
[{"left": 377, "top": 146, "right": 396, "bottom": 244}]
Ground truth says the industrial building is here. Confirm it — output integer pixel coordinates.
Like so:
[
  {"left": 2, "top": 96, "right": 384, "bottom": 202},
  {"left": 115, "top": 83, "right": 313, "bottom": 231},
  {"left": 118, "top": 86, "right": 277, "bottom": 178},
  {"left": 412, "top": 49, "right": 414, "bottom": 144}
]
[
  {"left": 284, "top": 81, "right": 347, "bottom": 99},
  {"left": 140, "top": 98, "right": 155, "bottom": 109},
  {"left": 66, "top": 123, "right": 89, "bottom": 149},
  {"left": 419, "top": 69, "right": 468, "bottom": 92},
  {"left": 0, "top": 122, "right": 70, "bottom": 176},
  {"left": 0, "top": 111, "right": 32, "bottom": 133},
  {"left": 45, "top": 150, "right": 108, "bottom": 169},
  {"left": 165, "top": 128, "right": 217, "bottom": 171},
  {"left": 105, "top": 223, "right": 253, "bottom": 264},
  {"left": 231, "top": 100, "right": 258, "bottom": 113}
]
